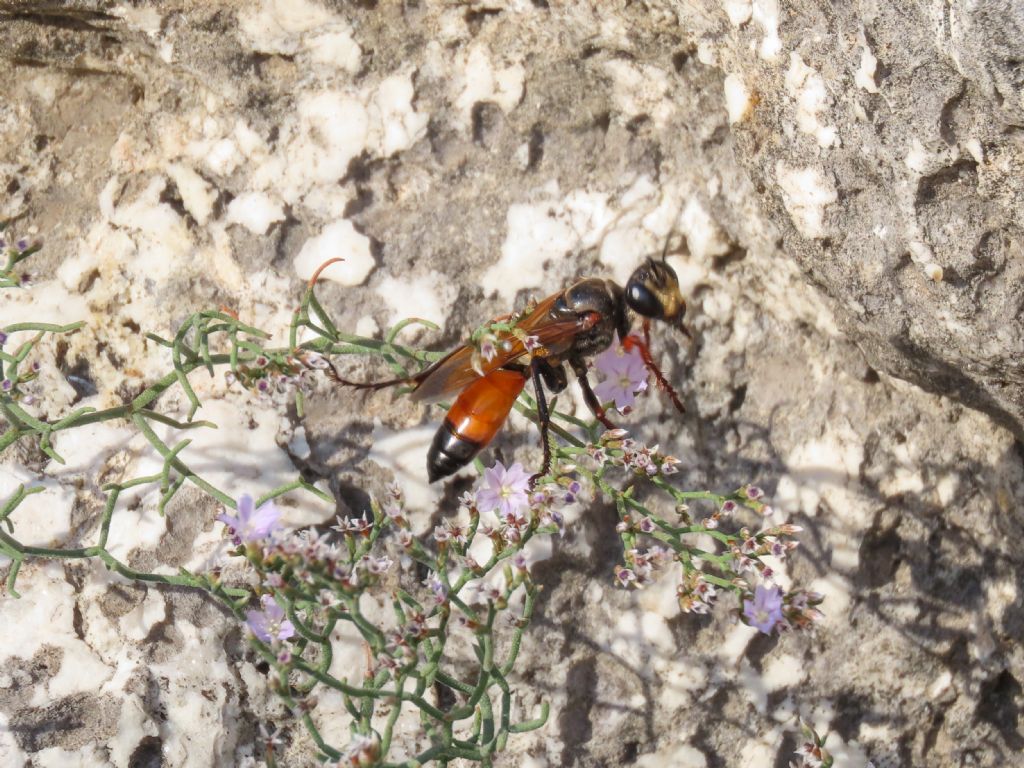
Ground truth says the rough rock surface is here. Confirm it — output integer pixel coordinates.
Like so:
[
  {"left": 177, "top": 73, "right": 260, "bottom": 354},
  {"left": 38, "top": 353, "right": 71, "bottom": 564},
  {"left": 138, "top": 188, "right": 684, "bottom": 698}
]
[{"left": 1, "top": 2, "right": 1023, "bottom": 767}]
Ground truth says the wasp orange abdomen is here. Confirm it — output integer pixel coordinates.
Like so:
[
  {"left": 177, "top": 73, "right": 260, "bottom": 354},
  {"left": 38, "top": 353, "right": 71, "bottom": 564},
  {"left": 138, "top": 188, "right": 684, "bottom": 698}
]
[{"left": 427, "top": 368, "right": 527, "bottom": 483}]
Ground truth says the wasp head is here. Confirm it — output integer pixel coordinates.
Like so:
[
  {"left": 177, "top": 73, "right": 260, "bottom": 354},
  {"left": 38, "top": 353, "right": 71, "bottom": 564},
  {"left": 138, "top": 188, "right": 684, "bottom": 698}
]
[{"left": 624, "top": 257, "right": 686, "bottom": 327}]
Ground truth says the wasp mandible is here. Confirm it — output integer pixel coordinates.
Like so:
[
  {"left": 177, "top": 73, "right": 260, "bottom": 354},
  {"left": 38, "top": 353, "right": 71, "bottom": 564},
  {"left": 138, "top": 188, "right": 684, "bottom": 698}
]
[{"left": 331, "top": 256, "right": 688, "bottom": 483}]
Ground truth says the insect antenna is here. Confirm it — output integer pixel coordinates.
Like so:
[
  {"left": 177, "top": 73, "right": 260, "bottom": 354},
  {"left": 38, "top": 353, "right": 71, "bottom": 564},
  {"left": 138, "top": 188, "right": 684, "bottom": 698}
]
[{"left": 309, "top": 354, "right": 412, "bottom": 392}]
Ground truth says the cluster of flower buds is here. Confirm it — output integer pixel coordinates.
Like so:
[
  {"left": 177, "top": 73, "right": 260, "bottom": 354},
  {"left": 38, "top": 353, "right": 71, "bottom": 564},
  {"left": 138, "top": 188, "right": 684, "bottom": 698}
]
[
  {"left": 0, "top": 232, "right": 41, "bottom": 287},
  {"left": 433, "top": 520, "right": 468, "bottom": 547},
  {"left": 729, "top": 523, "right": 802, "bottom": 577},
  {"left": 225, "top": 353, "right": 319, "bottom": 399},
  {"left": 0, "top": 356, "right": 42, "bottom": 404},
  {"left": 789, "top": 718, "right": 835, "bottom": 768},
  {"left": 327, "top": 732, "right": 381, "bottom": 768},
  {"left": 613, "top": 545, "right": 675, "bottom": 588},
  {"left": 781, "top": 588, "right": 825, "bottom": 631},
  {"left": 677, "top": 569, "right": 719, "bottom": 614},
  {"left": 587, "top": 429, "right": 681, "bottom": 477}
]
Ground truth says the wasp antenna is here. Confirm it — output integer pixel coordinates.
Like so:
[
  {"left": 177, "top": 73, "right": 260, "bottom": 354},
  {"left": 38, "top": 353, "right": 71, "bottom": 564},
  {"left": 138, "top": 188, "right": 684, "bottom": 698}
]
[
  {"left": 659, "top": 231, "right": 672, "bottom": 263},
  {"left": 310, "top": 354, "right": 410, "bottom": 392}
]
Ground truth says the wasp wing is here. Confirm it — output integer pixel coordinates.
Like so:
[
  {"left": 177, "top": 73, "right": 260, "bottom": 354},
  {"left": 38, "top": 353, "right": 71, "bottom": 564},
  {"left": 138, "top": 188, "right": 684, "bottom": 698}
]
[{"left": 410, "top": 293, "right": 585, "bottom": 403}]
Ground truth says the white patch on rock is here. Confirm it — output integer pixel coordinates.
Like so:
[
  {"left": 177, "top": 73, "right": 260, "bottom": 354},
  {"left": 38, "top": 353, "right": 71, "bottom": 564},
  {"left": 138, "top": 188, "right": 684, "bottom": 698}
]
[
  {"left": 116, "top": 5, "right": 163, "bottom": 36},
  {"left": 294, "top": 220, "right": 375, "bottom": 285},
  {"left": 0, "top": 471, "right": 74, "bottom": 552},
  {"left": 483, "top": 187, "right": 613, "bottom": 303},
  {"left": 724, "top": 73, "right": 754, "bottom": 124},
  {"left": 166, "top": 163, "right": 216, "bottom": 225},
  {"left": 739, "top": 730, "right": 781, "bottom": 766},
  {"left": 855, "top": 30, "right": 880, "bottom": 93},
  {"left": 375, "top": 271, "right": 458, "bottom": 328},
  {"left": 722, "top": 0, "right": 753, "bottom": 27},
  {"left": 809, "top": 572, "right": 852, "bottom": 624},
  {"left": 204, "top": 137, "right": 241, "bottom": 176},
  {"left": 238, "top": 0, "right": 361, "bottom": 73},
  {"left": 785, "top": 53, "right": 838, "bottom": 148},
  {"left": 0, "top": 278, "right": 89, "bottom": 327},
  {"left": 0, "top": 564, "right": 114, "bottom": 704},
  {"left": 778, "top": 426, "right": 866, "bottom": 522},
  {"left": 367, "top": 422, "right": 441, "bottom": 520},
  {"left": 603, "top": 60, "right": 675, "bottom": 128},
  {"left": 121, "top": 590, "right": 168, "bottom": 643},
  {"left": 105, "top": 176, "right": 193, "bottom": 283},
  {"left": 366, "top": 72, "right": 430, "bottom": 157},
  {"left": 752, "top": 0, "right": 781, "bottom": 60},
  {"left": 904, "top": 138, "right": 930, "bottom": 172},
  {"left": 964, "top": 137, "right": 984, "bottom": 163},
  {"left": 680, "top": 197, "right": 732, "bottom": 261},
  {"left": 225, "top": 191, "right": 285, "bottom": 235},
  {"left": 354, "top": 315, "right": 379, "bottom": 337},
  {"left": 454, "top": 44, "right": 525, "bottom": 129},
  {"left": 718, "top": 622, "right": 759, "bottom": 666},
  {"left": 636, "top": 743, "right": 708, "bottom": 767},
  {"left": 762, "top": 652, "right": 806, "bottom": 692},
  {"left": 738, "top": 657, "right": 769, "bottom": 713},
  {"left": 233, "top": 120, "right": 268, "bottom": 159},
  {"left": 775, "top": 162, "right": 838, "bottom": 239},
  {"left": 306, "top": 29, "right": 362, "bottom": 73},
  {"left": 285, "top": 91, "right": 369, "bottom": 191}
]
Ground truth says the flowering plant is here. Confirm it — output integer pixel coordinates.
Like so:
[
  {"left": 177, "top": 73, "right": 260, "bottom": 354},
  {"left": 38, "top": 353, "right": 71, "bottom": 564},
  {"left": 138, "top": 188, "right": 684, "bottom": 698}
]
[{"left": 0, "top": 243, "right": 822, "bottom": 765}]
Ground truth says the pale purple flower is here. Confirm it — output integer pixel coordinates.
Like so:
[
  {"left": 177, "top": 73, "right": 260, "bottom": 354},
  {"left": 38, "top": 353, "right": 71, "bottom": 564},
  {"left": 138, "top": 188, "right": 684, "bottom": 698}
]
[
  {"left": 475, "top": 461, "right": 531, "bottom": 518},
  {"left": 217, "top": 494, "right": 281, "bottom": 544},
  {"left": 522, "top": 334, "right": 541, "bottom": 353},
  {"left": 424, "top": 574, "right": 448, "bottom": 604},
  {"left": 479, "top": 334, "right": 498, "bottom": 362},
  {"left": 592, "top": 335, "right": 648, "bottom": 412},
  {"left": 363, "top": 555, "right": 393, "bottom": 575},
  {"left": 743, "top": 584, "right": 784, "bottom": 634},
  {"left": 246, "top": 594, "right": 295, "bottom": 643},
  {"left": 340, "top": 733, "right": 380, "bottom": 766},
  {"left": 614, "top": 565, "right": 637, "bottom": 587}
]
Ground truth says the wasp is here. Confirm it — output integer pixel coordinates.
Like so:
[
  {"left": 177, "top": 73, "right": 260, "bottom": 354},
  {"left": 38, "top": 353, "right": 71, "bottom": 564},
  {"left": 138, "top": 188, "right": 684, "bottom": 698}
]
[{"left": 331, "top": 256, "right": 687, "bottom": 483}]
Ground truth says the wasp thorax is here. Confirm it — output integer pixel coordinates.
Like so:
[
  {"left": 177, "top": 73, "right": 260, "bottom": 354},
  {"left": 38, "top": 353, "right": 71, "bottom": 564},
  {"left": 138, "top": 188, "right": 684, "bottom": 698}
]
[{"left": 625, "top": 258, "right": 685, "bottom": 322}]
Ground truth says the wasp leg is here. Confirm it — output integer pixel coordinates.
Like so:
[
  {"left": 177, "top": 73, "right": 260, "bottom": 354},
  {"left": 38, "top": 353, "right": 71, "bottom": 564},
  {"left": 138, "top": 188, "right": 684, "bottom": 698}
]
[
  {"left": 570, "top": 358, "right": 618, "bottom": 431},
  {"left": 627, "top": 321, "right": 686, "bottom": 414},
  {"left": 528, "top": 357, "right": 555, "bottom": 487}
]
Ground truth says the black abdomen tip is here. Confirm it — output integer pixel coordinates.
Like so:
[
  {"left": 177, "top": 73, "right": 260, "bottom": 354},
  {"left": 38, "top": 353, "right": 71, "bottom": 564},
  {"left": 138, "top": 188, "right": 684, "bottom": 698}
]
[{"left": 427, "top": 421, "right": 481, "bottom": 483}]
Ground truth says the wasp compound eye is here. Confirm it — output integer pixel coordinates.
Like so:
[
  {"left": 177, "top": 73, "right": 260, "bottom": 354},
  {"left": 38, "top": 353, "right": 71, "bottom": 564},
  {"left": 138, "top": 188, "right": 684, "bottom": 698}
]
[{"left": 625, "top": 281, "right": 665, "bottom": 318}]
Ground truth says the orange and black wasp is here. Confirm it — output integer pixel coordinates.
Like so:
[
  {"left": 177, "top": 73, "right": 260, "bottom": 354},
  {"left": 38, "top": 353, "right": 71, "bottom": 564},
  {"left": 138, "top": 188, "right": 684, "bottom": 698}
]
[{"left": 330, "top": 256, "right": 688, "bottom": 483}]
